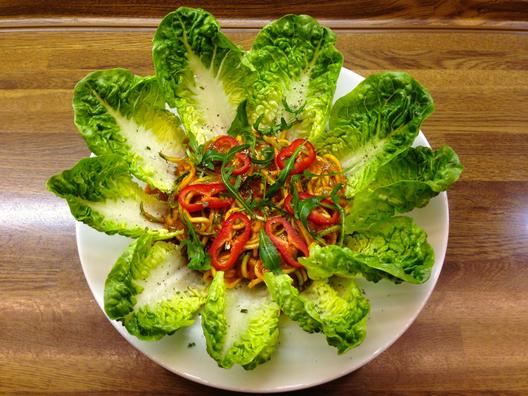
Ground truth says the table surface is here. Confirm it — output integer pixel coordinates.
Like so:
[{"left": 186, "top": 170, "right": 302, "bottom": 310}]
[{"left": 1, "top": 6, "right": 527, "bottom": 395}]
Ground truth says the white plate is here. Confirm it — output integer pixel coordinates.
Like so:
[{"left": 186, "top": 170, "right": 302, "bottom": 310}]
[{"left": 76, "top": 68, "right": 448, "bottom": 393}]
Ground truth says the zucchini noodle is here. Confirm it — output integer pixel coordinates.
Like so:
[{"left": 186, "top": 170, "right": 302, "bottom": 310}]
[{"left": 144, "top": 134, "right": 345, "bottom": 290}]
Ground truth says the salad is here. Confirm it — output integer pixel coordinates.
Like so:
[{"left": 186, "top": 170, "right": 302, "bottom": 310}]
[{"left": 48, "top": 7, "right": 463, "bottom": 370}]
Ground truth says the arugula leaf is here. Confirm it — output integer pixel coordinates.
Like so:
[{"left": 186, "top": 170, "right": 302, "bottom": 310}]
[
  {"left": 220, "top": 144, "right": 255, "bottom": 217},
  {"left": 289, "top": 178, "right": 344, "bottom": 244},
  {"left": 259, "top": 229, "right": 282, "bottom": 275},
  {"left": 227, "top": 100, "right": 256, "bottom": 149},
  {"left": 201, "top": 148, "right": 225, "bottom": 170},
  {"left": 181, "top": 213, "right": 211, "bottom": 270},
  {"left": 266, "top": 143, "right": 303, "bottom": 198},
  {"left": 250, "top": 145, "right": 275, "bottom": 166},
  {"left": 186, "top": 141, "right": 207, "bottom": 166},
  {"left": 297, "top": 195, "right": 324, "bottom": 234},
  {"left": 253, "top": 114, "right": 300, "bottom": 136}
]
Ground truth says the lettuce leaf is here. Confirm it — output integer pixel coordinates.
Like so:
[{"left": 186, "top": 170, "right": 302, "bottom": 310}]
[
  {"left": 312, "top": 72, "right": 434, "bottom": 197},
  {"left": 104, "top": 235, "right": 208, "bottom": 340},
  {"left": 263, "top": 272, "right": 321, "bottom": 332},
  {"left": 153, "top": 7, "right": 254, "bottom": 145},
  {"left": 303, "top": 277, "right": 369, "bottom": 353},
  {"left": 73, "top": 68, "right": 186, "bottom": 193},
  {"left": 300, "top": 216, "right": 435, "bottom": 284},
  {"left": 47, "top": 155, "right": 179, "bottom": 238},
  {"left": 346, "top": 145, "right": 463, "bottom": 230},
  {"left": 264, "top": 272, "right": 369, "bottom": 353},
  {"left": 201, "top": 271, "right": 280, "bottom": 370},
  {"left": 246, "top": 14, "right": 342, "bottom": 139}
]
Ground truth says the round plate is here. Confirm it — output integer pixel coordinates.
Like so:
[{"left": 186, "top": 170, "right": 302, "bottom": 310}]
[{"left": 76, "top": 68, "right": 449, "bottom": 393}]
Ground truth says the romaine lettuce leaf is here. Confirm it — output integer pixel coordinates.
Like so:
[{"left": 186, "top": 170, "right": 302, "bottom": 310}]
[
  {"left": 263, "top": 272, "right": 321, "bottom": 333},
  {"left": 312, "top": 72, "right": 434, "bottom": 197},
  {"left": 153, "top": 7, "right": 254, "bottom": 146},
  {"left": 346, "top": 145, "right": 463, "bottom": 230},
  {"left": 104, "top": 235, "right": 208, "bottom": 340},
  {"left": 264, "top": 272, "right": 368, "bottom": 353},
  {"left": 300, "top": 216, "right": 435, "bottom": 284},
  {"left": 246, "top": 14, "right": 342, "bottom": 139},
  {"left": 303, "top": 277, "right": 369, "bottom": 353},
  {"left": 73, "top": 68, "right": 186, "bottom": 193},
  {"left": 47, "top": 155, "right": 179, "bottom": 238},
  {"left": 201, "top": 271, "right": 280, "bottom": 370}
]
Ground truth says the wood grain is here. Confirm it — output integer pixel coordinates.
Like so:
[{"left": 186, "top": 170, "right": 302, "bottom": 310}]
[
  {"left": 0, "top": 13, "right": 527, "bottom": 395},
  {"left": 0, "top": 0, "right": 527, "bottom": 30}
]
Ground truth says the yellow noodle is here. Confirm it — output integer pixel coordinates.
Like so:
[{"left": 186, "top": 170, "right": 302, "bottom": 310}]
[
  {"left": 240, "top": 254, "right": 250, "bottom": 279},
  {"left": 188, "top": 216, "right": 210, "bottom": 224},
  {"left": 164, "top": 135, "right": 343, "bottom": 289},
  {"left": 225, "top": 278, "right": 242, "bottom": 288},
  {"left": 248, "top": 278, "right": 264, "bottom": 288}
]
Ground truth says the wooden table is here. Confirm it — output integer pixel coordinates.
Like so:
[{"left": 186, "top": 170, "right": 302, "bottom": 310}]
[{"left": 1, "top": 3, "right": 527, "bottom": 394}]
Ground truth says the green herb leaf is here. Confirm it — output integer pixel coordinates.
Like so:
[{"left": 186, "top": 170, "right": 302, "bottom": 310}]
[
  {"left": 181, "top": 213, "right": 211, "bottom": 270},
  {"left": 253, "top": 113, "right": 299, "bottom": 136},
  {"left": 227, "top": 100, "right": 256, "bottom": 149},
  {"left": 220, "top": 144, "right": 255, "bottom": 217},
  {"left": 186, "top": 142, "right": 206, "bottom": 166},
  {"left": 282, "top": 98, "right": 306, "bottom": 116},
  {"left": 297, "top": 196, "right": 324, "bottom": 231},
  {"left": 266, "top": 143, "right": 303, "bottom": 198},
  {"left": 250, "top": 145, "right": 275, "bottom": 166},
  {"left": 201, "top": 148, "right": 225, "bottom": 170},
  {"left": 290, "top": 177, "right": 343, "bottom": 245},
  {"left": 259, "top": 229, "right": 282, "bottom": 275}
]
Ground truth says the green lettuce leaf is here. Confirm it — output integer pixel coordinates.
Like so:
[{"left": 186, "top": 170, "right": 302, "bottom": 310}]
[
  {"left": 303, "top": 277, "right": 369, "bottom": 353},
  {"left": 263, "top": 272, "right": 321, "bottom": 332},
  {"left": 300, "top": 216, "right": 435, "bottom": 284},
  {"left": 201, "top": 271, "right": 280, "bottom": 370},
  {"left": 346, "top": 145, "right": 463, "bottom": 229},
  {"left": 47, "top": 155, "right": 179, "bottom": 238},
  {"left": 312, "top": 72, "right": 434, "bottom": 197},
  {"left": 153, "top": 7, "right": 254, "bottom": 145},
  {"left": 104, "top": 235, "right": 208, "bottom": 341},
  {"left": 246, "top": 14, "right": 342, "bottom": 139},
  {"left": 73, "top": 68, "right": 186, "bottom": 193},
  {"left": 264, "top": 273, "right": 369, "bottom": 353}
]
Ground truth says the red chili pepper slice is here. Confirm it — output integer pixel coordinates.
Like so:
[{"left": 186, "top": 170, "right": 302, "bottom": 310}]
[
  {"left": 208, "top": 135, "right": 238, "bottom": 153},
  {"left": 178, "top": 183, "right": 233, "bottom": 213},
  {"left": 283, "top": 192, "right": 340, "bottom": 226},
  {"left": 208, "top": 135, "right": 251, "bottom": 175},
  {"left": 209, "top": 212, "right": 251, "bottom": 270},
  {"left": 231, "top": 152, "right": 251, "bottom": 175},
  {"left": 264, "top": 216, "right": 308, "bottom": 268},
  {"left": 275, "top": 139, "right": 316, "bottom": 175}
]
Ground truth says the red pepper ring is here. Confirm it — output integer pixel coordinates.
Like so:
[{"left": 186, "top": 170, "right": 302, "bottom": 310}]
[
  {"left": 178, "top": 183, "right": 234, "bottom": 213},
  {"left": 275, "top": 138, "right": 316, "bottom": 175},
  {"left": 207, "top": 135, "right": 251, "bottom": 176},
  {"left": 209, "top": 212, "right": 251, "bottom": 271},
  {"left": 207, "top": 135, "right": 238, "bottom": 153},
  {"left": 264, "top": 216, "right": 309, "bottom": 269},
  {"left": 230, "top": 152, "right": 251, "bottom": 175},
  {"left": 284, "top": 192, "right": 340, "bottom": 226}
]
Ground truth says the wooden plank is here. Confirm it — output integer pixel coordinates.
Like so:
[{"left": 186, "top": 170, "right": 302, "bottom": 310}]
[{"left": 0, "top": 0, "right": 527, "bottom": 30}]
